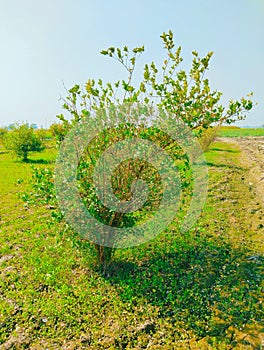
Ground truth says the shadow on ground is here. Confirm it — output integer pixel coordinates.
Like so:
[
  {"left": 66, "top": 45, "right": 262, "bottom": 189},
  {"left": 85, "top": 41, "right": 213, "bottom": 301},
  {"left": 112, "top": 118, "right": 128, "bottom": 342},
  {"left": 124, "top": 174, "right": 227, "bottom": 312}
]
[
  {"left": 17, "top": 158, "right": 54, "bottom": 164},
  {"left": 206, "top": 161, "right": 244, "bottom": 171},
  {"left": 209, "top": 147, "right": 240, "bottom": 153},
  {"left": 97, "top": 235, "right": 263, "bottom": 344}
]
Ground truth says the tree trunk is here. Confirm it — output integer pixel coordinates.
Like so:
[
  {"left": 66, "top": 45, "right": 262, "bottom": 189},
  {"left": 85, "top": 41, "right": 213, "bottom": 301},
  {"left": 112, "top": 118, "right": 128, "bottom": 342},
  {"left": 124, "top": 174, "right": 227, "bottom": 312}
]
[
  {"left": 22, "top": 152, "right": 28, "bottom": 162},
  {"left": 94, "top": 244, "right": 114, "bottom": 270}
]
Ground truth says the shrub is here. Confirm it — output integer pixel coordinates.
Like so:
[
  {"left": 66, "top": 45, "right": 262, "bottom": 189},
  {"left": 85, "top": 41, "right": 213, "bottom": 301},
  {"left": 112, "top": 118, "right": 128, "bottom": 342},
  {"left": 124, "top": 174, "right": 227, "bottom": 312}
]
[
  {"left": 4, "top": 123, "right": 45, "bottom": 161},
  {"left": 33, "top": 31, "right": 255, "bottom": 268}
]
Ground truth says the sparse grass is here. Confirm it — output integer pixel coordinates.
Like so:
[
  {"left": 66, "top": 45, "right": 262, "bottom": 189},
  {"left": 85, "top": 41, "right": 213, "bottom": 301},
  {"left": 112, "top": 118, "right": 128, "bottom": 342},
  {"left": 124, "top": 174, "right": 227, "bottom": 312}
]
[
  {"left": 0, "top": 139, "right": 263, "bottom": 349},
  {"left": 218, "top": 127, "right": 264, "bottom": 137}
]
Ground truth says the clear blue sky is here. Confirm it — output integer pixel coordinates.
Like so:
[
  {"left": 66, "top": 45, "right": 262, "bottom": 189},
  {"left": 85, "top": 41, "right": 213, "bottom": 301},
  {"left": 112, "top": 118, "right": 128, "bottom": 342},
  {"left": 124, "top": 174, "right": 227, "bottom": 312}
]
[{"left": 0, "top": 0, "right": 263, "bottom": 127}]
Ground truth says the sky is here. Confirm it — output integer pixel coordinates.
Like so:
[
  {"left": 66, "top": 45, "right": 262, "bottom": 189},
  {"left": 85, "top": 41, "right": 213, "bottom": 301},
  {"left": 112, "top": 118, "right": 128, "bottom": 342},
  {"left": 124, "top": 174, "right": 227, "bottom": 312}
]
[{"left": 0, "top": 0, "right": 263, "bottom": 128}]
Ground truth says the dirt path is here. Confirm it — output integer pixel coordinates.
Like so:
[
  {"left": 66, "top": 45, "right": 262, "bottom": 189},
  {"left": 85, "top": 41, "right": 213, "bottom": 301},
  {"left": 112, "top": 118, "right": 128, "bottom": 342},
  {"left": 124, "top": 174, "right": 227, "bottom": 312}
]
[{"left": 217, "top": 136, "right": 264, "bottom": 207}]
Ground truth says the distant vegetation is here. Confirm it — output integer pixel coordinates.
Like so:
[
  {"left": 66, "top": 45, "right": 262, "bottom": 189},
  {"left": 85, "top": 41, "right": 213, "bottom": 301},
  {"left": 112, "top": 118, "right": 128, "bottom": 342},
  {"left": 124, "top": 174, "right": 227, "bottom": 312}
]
[{"left": 218, "top": 126, "right": 264, "bottom": 137}]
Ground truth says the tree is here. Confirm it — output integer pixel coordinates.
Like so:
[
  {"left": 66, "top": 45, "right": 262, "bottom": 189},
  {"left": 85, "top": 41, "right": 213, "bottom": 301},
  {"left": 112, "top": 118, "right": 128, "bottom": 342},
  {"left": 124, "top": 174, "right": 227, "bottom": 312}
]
[
  {"left": 4, "top": 123, "right": 45, "bottom": 161},
  {"left": 53, "top": 31, "right": 254, "bottom": 268}
]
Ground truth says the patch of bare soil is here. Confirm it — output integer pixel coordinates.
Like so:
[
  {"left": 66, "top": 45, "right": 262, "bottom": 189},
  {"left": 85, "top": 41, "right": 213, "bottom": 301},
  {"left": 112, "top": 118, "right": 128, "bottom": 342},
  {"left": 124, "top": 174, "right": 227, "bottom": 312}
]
[{"left": 218, "top": 136, "right": 264, "bottom": 208}]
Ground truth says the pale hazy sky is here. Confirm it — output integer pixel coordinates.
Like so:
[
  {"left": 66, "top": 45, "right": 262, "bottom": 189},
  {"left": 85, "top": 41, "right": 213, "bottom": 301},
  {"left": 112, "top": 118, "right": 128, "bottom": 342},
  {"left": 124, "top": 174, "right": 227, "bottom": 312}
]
[{"left": 0, "top": 0, "right": 263, "bottom": 127}]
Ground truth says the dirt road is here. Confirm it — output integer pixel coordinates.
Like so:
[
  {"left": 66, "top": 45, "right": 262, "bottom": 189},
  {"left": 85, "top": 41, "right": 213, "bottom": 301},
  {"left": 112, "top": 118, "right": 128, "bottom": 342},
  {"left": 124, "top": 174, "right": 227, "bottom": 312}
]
[{"left": 218, "top": 136, "right": 264, "bottom": 207}]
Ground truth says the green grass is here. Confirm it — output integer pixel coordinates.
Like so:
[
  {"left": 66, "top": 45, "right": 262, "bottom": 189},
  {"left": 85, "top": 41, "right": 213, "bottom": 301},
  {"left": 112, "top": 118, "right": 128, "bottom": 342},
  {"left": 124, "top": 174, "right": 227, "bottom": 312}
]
[
  {"left": 218, "top": 127, "right": 264, "bottom": 137},
  {"left": 0, "top": 142, "right": 263, "bottom": 349}
]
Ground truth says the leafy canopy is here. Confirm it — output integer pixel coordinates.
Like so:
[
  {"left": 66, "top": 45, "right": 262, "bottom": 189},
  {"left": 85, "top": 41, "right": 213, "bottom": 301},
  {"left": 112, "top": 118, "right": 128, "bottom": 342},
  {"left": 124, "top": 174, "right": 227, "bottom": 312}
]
[{"left": 58, "top": 30, "right": 254, "bottom": 133}]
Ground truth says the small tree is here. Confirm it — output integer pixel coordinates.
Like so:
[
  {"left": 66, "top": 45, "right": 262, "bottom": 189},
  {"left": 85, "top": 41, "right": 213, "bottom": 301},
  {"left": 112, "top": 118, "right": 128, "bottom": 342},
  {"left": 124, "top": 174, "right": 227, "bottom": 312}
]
[
  {"left": 4, "top": 123, "right": 45, "bottom": 161},
  {"left": 50, "top": 31, "right": 255, "bottom": 268}
]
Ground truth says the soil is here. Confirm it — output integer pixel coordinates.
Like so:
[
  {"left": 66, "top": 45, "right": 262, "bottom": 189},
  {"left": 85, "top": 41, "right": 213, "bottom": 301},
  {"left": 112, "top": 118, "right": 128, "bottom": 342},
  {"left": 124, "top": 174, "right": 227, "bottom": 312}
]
[{"left": 218, "top": 136, "right": 264, "bottom": 207}]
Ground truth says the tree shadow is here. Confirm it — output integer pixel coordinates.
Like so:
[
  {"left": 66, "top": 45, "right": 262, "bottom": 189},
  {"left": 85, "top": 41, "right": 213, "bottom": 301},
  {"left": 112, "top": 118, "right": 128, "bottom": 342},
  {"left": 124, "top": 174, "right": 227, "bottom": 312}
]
[
  {"left": 99, "top": 236, "right": 263, "bottom": 344},
  {"left": 210, "top": 147, "right": 240, "bottom": 153},
  {"left": 206, "top": 161, "right": 244, "bottom": 171},
  {"left": 21, "top": 158, "right": 54, "bottom": 164}
]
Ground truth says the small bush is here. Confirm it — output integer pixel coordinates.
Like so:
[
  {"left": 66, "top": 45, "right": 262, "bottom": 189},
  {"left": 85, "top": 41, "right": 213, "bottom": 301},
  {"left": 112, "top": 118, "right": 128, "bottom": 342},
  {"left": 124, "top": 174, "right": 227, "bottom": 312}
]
[{"left": 4, "top": 123, "right": 45, "bottom": 161}]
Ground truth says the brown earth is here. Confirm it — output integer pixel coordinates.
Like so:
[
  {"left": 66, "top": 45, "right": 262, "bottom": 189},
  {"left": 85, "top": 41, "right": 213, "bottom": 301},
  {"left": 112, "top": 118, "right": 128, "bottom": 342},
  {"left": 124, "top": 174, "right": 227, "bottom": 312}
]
[{"left": 218, "top": 136, "right": 264, "bottom": 208}]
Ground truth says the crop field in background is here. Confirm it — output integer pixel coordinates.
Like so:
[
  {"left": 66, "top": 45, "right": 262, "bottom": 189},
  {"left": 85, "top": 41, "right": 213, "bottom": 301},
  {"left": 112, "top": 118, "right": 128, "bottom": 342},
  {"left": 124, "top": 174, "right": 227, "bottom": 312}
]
[
  {"left": 0, "top": 136, "right": 263, "bottom": 349},
  {"left": 217, "top": 127, "right": 264, "bottom": 138}
]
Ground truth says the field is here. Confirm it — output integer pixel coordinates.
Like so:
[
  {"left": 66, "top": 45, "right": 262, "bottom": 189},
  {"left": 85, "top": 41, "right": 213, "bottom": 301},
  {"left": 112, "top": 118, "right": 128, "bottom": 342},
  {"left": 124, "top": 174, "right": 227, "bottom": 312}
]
[
  {"left": 217, "top": 127, "right": 264, "bottom": 138},
  {"left": 0, "top": 137, "right": 263, "bottom": 349}
]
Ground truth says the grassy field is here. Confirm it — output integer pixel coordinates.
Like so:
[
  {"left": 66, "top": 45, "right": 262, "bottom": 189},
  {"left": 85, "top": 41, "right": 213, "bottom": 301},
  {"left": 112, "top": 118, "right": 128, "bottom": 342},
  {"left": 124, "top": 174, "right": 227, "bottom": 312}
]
[
  {"left": 0, "top": 140, "right": 263, "bottom": 349},
  {"left": 217, "top": 127, "right": 264, "bottom": 138}
]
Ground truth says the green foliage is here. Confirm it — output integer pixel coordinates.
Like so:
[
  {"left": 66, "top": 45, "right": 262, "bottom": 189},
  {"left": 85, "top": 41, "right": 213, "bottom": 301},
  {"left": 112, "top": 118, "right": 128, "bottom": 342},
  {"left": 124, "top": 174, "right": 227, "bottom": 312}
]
[
  {"left": 21, "top": 166, "right": 63, "bottom": 223},
  {"left": 77, "top": 124, "right": 172, "bottom": 223},
  {"left": 49, "top": 122, "right": 68, "bottom": 142},
  {"left": 0, "top": 127, "right": 7, "bottom": 142},
  {"left": 51, "top": 31, "right": 254, "bottom": 267},
  {"left": 3, "top": 123, "right": 45, "bottom": 161},
  {"left": 34, "top": 128, "right": 52, "bottom": 143},
  {"left": 197, "top": 126, "right": 220, "bottom": 151},
  {"left": 60, "top": 30, "right": 254, "bottom": 133},
  {"left": 30, "top": 167, "right": 55, "bottom": 204}
]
